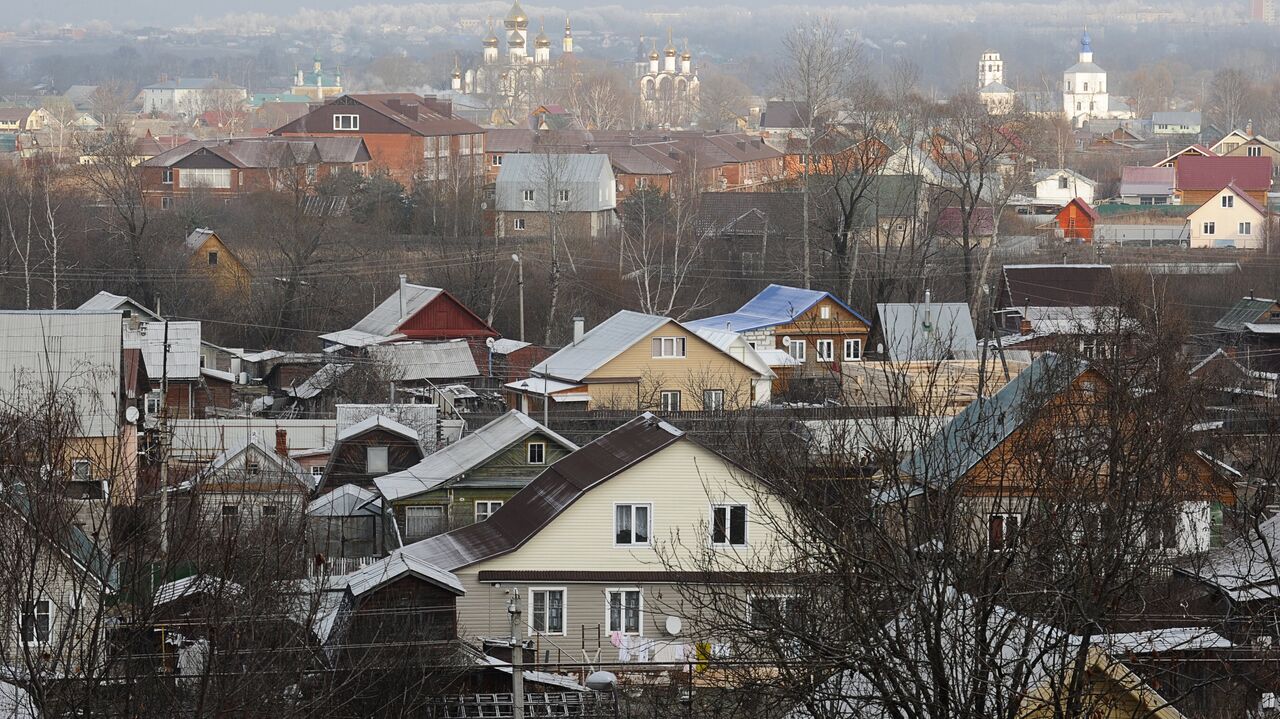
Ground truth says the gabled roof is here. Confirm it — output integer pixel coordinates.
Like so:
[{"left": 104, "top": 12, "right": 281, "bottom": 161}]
[
  {"left": 337, "top": 414, "right": 419, "bottom": 443},
  {"left": 1057, "top": 196, "right": 1100, "bottom": 223},
  {"left": 685, "top": 284, "right": 870, "bottom": 333},
  {"left": 77, "top": 291, "right": 162, "bottom": 321},
  {"left": 1033, "top": 168, "right": 1096, "bottom": 187},
  {"left": 308, "top": 484, "right": 383, "bottom": 517},
  {"left": 1176, "top": 155, "right": 1273, "bottom": 192},
  {"left": 1190, "top": 182, "right": 1268, "bottom": 217},
  {"left": 344, "top": 551, "right": 464, "bottom": 597},
  {"left": 1214, "top": 296, "right": 1280, "bottom": 332},
  {"left": 375, "top": 411, "right": 578, "bottom": 502},
  {"left": 1001, "top": 264, "right": 1114, "bottom": 308},
  {"left": 1152, "top": 145, "right": 1215, "bottom": 168},
  {"left": 531, "top": 310, "right": 670, "bottom": 382},
  {"left": 320, "top": 281, "right": 495, "bottom": 347},
  {"left": 194, "top": 434, "right": 314, "bottom": 491},
  {"left": 1177, "top": 509, "right": 1280, "bottom": 602},
  {"left": 1151, "top": 111, "right": 1202, "bottom": 127},
  {"left": 274, "top": 93, "right": 482, "bottom": 137},
  {"left": 877, "top": 303, "right": 978, "bottom": 362},
  {"left": 897, "top": 353, "right": 1088, "bottom": 488},
  {"left": 1120, "top": 166, "right": 1176, "bottom": 196},
  {"left": 402, "top": 414, "right": 685, "bottom": 571},
  {"left": 142, "top": 136, "right": 370, "bottom": 169},
  {"left": 367, "top": 341, "right": 479, "bottom": 381}
]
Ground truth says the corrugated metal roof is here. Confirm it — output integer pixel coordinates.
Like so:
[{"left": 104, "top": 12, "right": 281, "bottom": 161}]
[
  {"left": 344, "top": 551, "right": 464, "bottom": 597},
  {"left": 691, "top": 327, "right": 776, "bottom": 378},
  {"left": 288, "top": 363, "right": 352, "bottom": 399},
  {"left": 1178, "top": 508, "right": 1280, "bottom": 601},
  {"left": 128, "top": 321, "right": 201, "bottom": 380},
  {"left": 897, "top": 354, "right": 1087, "bottom": 488},
  {"left": 367, "top": 340, "right": 478, "bottom": 381},
  {"left": 686, "top": 284, "right": 870, "bottom": 333},
  {"left": 350, "top": 282, "right": 442, "bottom": 338},
  {"left": 170, "top": 418, "right": 339, "bottom": 461},
  {"left": 308, "top": 484, "right": 382, "bottom": 517},
  {"left": 337, "top": 414, "right": 420, "bottom": 443},
  {"left": 877, "top": 303, "right": 978, "bottom": 362},
  {"left": 1000, "top": 265, "right": 1114, "bottom": 308},
  {"left": 195, "top": 434, "right": 313, "bottom": 490},
  {"left": 491, "top": 338, "right": 531, "bottom": 355},
  {"left": 1119, "top": 166, "right": 1176, "bottom": 196},
  {"left": 1177, "top": 155, "right": 1273, "bottom": 192},
  {"left": 401, "top": 413, "right": 684, "bottom": 571},
  {"left": 77, "top": 291, "right": 162, "bottom": 320},
  {"left": 494, "top": 153, "right": 616, "bottom": 212},
  {"left": 531, "top": 311, "right": 670, "bottom": 382},
  {"left": 375, "top": 411, "right": 577, "bottom": 502},
  {"left": 1215, "top": 297, "right": 1279, "bottom": 332}
]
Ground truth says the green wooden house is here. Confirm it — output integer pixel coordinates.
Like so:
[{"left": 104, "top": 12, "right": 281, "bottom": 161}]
[{"left": 374, "top": 411, "right": 577, "bottom": 542}]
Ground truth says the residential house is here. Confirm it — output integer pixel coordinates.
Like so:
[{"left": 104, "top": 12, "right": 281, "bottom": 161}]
[
  {"left": 758, "top": 99, "right": 810, "bottom": 141},
  {"left": 1211, "top": 295, "right": 1280, "bottom": 373},
  {"left": 1054, "top": 197, "right": 1100, "bottom": 243},
  {"left": 77, "top": 291, "right": 161, "bottom": 332},
  {"left": 125, "top": 320, "right": 212, "bottom": 419},
  {"left": 845, "top": 174, "right": 926, "bottom": 247},
  {"left": 687, "top": 284, "right": 872, "bottom": 378},
  {"left": 507, "top": 311, "right": 772, "bottom": 412},
  {"left": 1210, "top": 128, "right": 1280, "bottom": 176},
  {"left": 1187, "top": 182, "right": 1269, "bottom": 250},
  {"left": 319, "top": 276, "right": 499, "bottom": 352},
  {"left": 486, "top": 339, "right": 553, "bottom": 386},
  {"left": 876, "top": 301, "right": 979, "bottom": 362},
  {"left": 177, "top": 433, "right": 313, "bottom": 540},
  {"left": 0, "top": 107, "right": 45, "bottom": 132},
  {"left": 1174, "top": 155, "right": 1272, "bottom": 207},
  {"left": 691, "top": 327, "right": 780, "bottom": 402},
  {"left": 316, "top": 416, "right": 425, "bottom": 494},
  {"left": 1032, "top": 168, "right": 1096, "bottom": 207},
  {"left": 271, "top": 93, "right": 485, "bottom": 184},
  {"left": 996, "top": 263, "right": 1116, "bottom": 341},
  {"left": 374, "top": 411, "right": 578, "bottom": 542},
  {"left": 1151, "top": 111, "right": 1202, "bottom": 136},
  {"left": 1118, "top": 166, "right": 1176, "bottom": 205},
  {"left": 139, "top": 77, "right": 248, "bottom": 116},
  {"left": 695, "top": 191, "right": 805, "bottom": 275},
  {"left": 329, "top": 552, "right": 462, "bottom": 655},
  {"left": 1152, "top": 144, "right": 1216, "bottom": 170},
  {"left": 140, "top": 136, "right": 371, "bottom": 210},
  {"left": 898, "top": 354, "right": 1236, "bottom": 556},
  {"left": 401, "top": 413, "right": 790, "bottom": 664},
  {"left": 183, "top": 229, "right": 251, "bottom": 293},
  {"left": 934, "top": 205, "right": 996, "bottom": 246},
  {"left": 493, "top": 153, "right": 619, "bottom": 239}
]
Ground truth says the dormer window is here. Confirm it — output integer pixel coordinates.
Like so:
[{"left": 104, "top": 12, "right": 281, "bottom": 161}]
[{"left": 333, "top": 114, "right": 359, "bottom": 130}]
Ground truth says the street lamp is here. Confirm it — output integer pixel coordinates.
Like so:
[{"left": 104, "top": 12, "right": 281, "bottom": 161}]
[{"left": 511, "top": 253, "right": 525, "bottom": 342}]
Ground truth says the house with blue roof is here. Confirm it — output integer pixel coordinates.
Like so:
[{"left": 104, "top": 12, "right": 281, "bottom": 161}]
[{"left": 685, "top": 284, "right": 871, "bottom": 376}]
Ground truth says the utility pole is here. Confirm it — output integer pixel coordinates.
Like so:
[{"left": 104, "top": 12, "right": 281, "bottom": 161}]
[
  {"left": 511, "top": 253, "right": 525, "bottom": 342},
  {"left": 507, "top": 589, "right": 525, "bottom": 719},
  {"left": 158, "top": 318, "right": 171, "bottom": 556}
]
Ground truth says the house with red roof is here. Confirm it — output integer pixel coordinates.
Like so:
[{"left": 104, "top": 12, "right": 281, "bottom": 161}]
[
  {"left": 1187, "top": 182, "right": 1270, "bottom": 250},
  {"left": 1175, "top": 155, "right": 1272, "bottom": 206},
  {"left": 1054, "top": 197, "right": 1100, "bottom": 243}
]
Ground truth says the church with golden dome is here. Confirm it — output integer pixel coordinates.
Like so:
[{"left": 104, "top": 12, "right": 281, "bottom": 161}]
[
  {"left": 637, "top": 30, "right": 699, "bottom": 128},
  {"left": 453, "top": 0, "right": 574, "bottom": 124}
]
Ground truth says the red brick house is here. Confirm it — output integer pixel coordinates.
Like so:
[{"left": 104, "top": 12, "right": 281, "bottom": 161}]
[{"left": 271, "top": 93, "right": 485, "bottom": 185}]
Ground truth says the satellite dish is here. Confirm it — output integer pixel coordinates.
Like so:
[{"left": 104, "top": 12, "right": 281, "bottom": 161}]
[
  {"left": 664, "top": 616, "right": 683, "bottom": 636},
  {"left": 781, "top": 335, "right": 791, "bottom": 346},
  {"left": 124, "top": 406, "right": 140, "bottom": 424},
  {"left": 486, "top": 337, "right": 496, "bottom": 349}
]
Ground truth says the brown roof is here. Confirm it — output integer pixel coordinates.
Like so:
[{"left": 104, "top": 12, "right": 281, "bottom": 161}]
[
  {"left": 401, "top": 414, "right": 685, "bottom": 571},
  {"left": 0, "top": 107, "right": 33, "bottom": 126},
  {"left": 1000, "top": 264, "right": 1115, "bottom": 308},
  {"left": 274, "top": 93, "right": 482, "bottom": 137},
  {"left": 1177, "top": 155, "right": 1273, "bottom": 192},
  {"left": 142, "top": 136, "right": 370, "bottom": 168},
  {"left": 697, "top": 191, "right": 805, "bottom": 236}
]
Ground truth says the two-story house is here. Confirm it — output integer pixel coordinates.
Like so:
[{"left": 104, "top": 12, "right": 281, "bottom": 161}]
[
  {"left": 493, "top": 153, "right": 619, "bottom": 239},
  {"left": 1210, "top": 129, "right": 1280, "bottom": 177},
  {"left": 1174, "top": 155, "right": 1272, "bottom": 207},
  {"left": 1032, "top": 168, "right": 1097, "bottom": 208},
  {"left": 1187, "top": 182, "right": 1270, "bottom": 250},
  {"left": 316, "top": 416, "right": 425, "bottom": 494}
]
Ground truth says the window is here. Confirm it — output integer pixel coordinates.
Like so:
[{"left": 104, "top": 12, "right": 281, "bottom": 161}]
[
  {"left": 843, "top": 338, "right": 863, "bottom": 361},
  {"left": 513, "top": 218, "right": 526, "bottom": 231},
  {"left": 261, "top": 504, "right": 278, "bottom": 518},
  {"left": 405, "top": 506, "right": 447, "bottom": 539},
  {"left": 651, "top": 336, "right": 686, "bottom": 358},
  {"left": 1058, "top": 175, "right": 1069, "bottom": 190},
  {"left": 179, "top": 168, "right": 232, "bottom": 189},
  {"left": 658, "top": 390, "right": 681, "bottom": 412},
  {"left": 615, "top": 504, "right": 651, "bottom": 546},
  {"left": 530, "top": 588, "right": 565, "bottom": 634},
  {"left": 221, "top": 504, "right": 239, "bottom": 533},
  {"left": 332, "top": 114, "right": 359, "bottom": 130},
  {"left": 819, "top": 305, "right": 831, "bottom": 319},
  {"left": 145, "top": 391, "right": 161, "bottom": 415},
  {"left": 606, "top": 589, "right": 642, "bottom": 634},
  {"left": 815, "top": 339, "right": 834, "bottom": 362},
  {"left": 21, "top": 600, "right": 51, "bottom": 645},
  {"left": 1146, "top": 511, "right": 1179, "bottom": 551},
  {"left": 162, "top": 168, "right": 173, "bottom": 184},
  {"left": 1222, "top": 194, "right": 1235, "bottom": 208},
  {"left": 71, "top": 459, "right": 91, "bottom": 481},
  {"left": 522, "top": 189, "right": 535, "bottom": 202},
  {"left": 1082, "top": 81, "right": 1089, "bottom": 91},
  {"left": 245, "top": 459, "right": 261, "bottom": 477},
  {"left": 366, "top": 446, "right": 389, "bottom": 474},
  {"left": 702, "top": 389, "right": 725, "bottom": 411},
  {"left": 161, "top": 196, "right": 173, "bottom": 210},
  {"left": 711, "top": 504, "right": 747, "bottom": 546},
  {"left": 306, "top": 165, "right": 318, "bottom": 184},
  {"left": 787, "top": 339, "right": 806, "bottom": 361},
  {"left": 310, "top": 465, "right": 324, "bottom": 481},
  {"left": 1248, "top": 145, "right": 1263, "bottom": 157},
  {"left": 557, "top": 189, "right": 570, "bottom": 203},
  {"left": 1241, "top": 221, "right": 1253, "bottom": 235},
  {"left": 749, "top": 595, "right": 793, "bottom": 630},
  {"left": 475, "top": 500, "right": 503, "bottom": 522},
  {"left": 1203, "top": 221, "right": 1216, "bottom": 236},
  {"left": 491, "top": 154, "right": 503, "bottom": 166},
  {"left": 988, "top": 513, "right": 1021, "bottom": 551},
  {"left": 207, "top": 250, "right": 219, "bottom": 266},
  {"left": 527, "top": 442, "right": 546, "bottom": 464}
]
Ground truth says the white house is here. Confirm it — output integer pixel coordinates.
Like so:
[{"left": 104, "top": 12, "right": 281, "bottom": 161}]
[
  {"left": 139, "top": 78, "right": 247, "bottom": 116},
  {"left": 1187, "top": 182, "right": 1268, "bottom": 250},
  {"left": 1032, "top": 169, "right": 1096, "bottom": 207}
]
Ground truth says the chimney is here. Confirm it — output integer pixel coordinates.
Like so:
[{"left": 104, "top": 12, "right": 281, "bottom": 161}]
[
  {"left": 275, "top": 429, "right": 288, "bottom": 457},
  {"left": 1247, "top": 119, "right": 1255, "bottom": 137},
  {"left": 399, "top": 274, "right": 409, "bottom": 318},
  {"left": 924, "top": 288, "right": 932, "bottom": 304},
  {"left": 401, "top": 103, "right": 420, "bottom": 120},
  {"left": 572, "top": 315, "right": 585, "bottom": 344}
]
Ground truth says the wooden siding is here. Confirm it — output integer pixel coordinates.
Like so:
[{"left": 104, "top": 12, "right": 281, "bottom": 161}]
[
  {"left": 324, "top": 428, "right": 423, "bottom": 492},
  {"left": 397, "top": 293, "right": 498, "bottom": 340}
]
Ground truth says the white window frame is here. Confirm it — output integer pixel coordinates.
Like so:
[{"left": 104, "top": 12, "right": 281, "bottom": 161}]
[
  {"left": 310, "top": 465, "right": 324, "bottom": 481},
  {"left": 605, "top": 588, "right": 643, "bottom": 635},
  {"left": 1203, "top": 221, "right": 1216, "bottom": 236},
  {"left": 614, "top": 503, "right": 652, "bottom": 547},
  {"left": 475, "top": 500, "right": 503, "bottom": 522},
  {"left": 659, "top": 390, "right": 681, "bottom": 412},
  {"left": 1222, "top": 195, "right": 1235, "bottom": 208},
  {"left": 651, "top": 336, "right": 686, "bottom": 358},
  {"left": 1240, "top": 221, "right": 1253, "bottom": 235},
  {"left": 843, "top": 338, "right": 863, "bottom": 361},
  {"left": 160, "top": 196, "right": 173, "bottom": 210},
  {"left": 1248, "top": 145, "right": 1263, "bottom": 157},
  {"left": 491, "top": 154, "right": 503, "bottom": 166},
  {"left": 20, "top": 599, "right": 52, "bottom": 646},
  {"left": 819, "top": 305, "right": 831, "bottom": 319},
  {"left": 513, "top": 218, "right": 526, "bottom": 231},
  {"left": 710, "top": 504, "right": 748, "bottom": 547},
  {"left": 333, "top": 114, "right": 359, "bottom": 130},
  {"left": 815, "top": 339, "right": 834, "bottom": 362},
  {"left": 556, "top": 189, "right": 570, "bottom": 203},
  {"left": 522, "top": 189, "right": 535, "bottom": 202},
  {"left": 529, "top": 587, "right": 567, "bottom": 636},
  {"left": 702, "top": 389, "right": 725, "bottom": 411},
  {"left": 71, "top": 459, "right": 92, "bottom": 481},
  {"left": 527, "top": 442, "right": 546, "bottom": 465},
  {"left": 787, "top": 339, "right": 806, "bottom": 361},
  {"left": 162, "top": 168, "right": 173, "bottom": 184},
  {"left": 366, "top": 446, "right": 389, "bottom": 474}
]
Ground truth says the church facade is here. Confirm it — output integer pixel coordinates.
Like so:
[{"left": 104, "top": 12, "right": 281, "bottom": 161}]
[
  {"left": 637, "top": 31, "right": 700, "bottom": 128},
  {"left": 454, "top": 1, "right": 574, "bottom": 125}
]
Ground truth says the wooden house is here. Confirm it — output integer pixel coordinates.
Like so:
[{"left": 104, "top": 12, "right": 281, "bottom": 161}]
[
  {"left": 316, "top": 416, "right": 425, "bottom": 494},
  {"left": 184, "top": 229, "right": 251, "bottom": 294},
  {"left": 1054, "top": 197, "right": 1100, "bottom": 243},
  {"left": 320, "top": 275, "right": 499, "bottom": 351}
]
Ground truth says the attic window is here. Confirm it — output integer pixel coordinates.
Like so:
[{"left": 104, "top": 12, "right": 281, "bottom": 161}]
[
  {"left": 819, "top": 305, "right": 831, "bottom": 320},
  {"left": 1058, "top": 176, "right": 1069, "bottom": 190},
  {"left": 366, "top": 446, "right": 389, "bottom": 474},
  {"left": 245, "top": 459, "right": 261, "bottom": 477},
  {"left": 208, "top": 250, "right": 219, "bottom": 266},
  {"left": 528, "top": 442, "right": 546, "bottom": 465},
  {"left": 1248, "top": 146, "right": 1263, "bottom": 157},
  {"left": 333, "top": 114, "right": 359, "bottom": 131},
  {"left": 1222, "top": 195, "right": 1234, "bottom": 209}
]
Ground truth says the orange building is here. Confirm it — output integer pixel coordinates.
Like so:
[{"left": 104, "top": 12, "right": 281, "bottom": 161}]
[{"left": 1055, "top": 197, "right": 1100, "bottom": 243}]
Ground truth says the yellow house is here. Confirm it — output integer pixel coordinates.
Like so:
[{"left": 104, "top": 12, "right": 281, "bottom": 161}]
[
  {"left": 1020, "top": 645, "right": 1188, "bottom": 719},
  {"left": 507, "top": 311, "right": 774, "bottom": 412},
  {"left": 184, "top": 228, "right": 251, "bottom": 294},
  {"left": 401, "top": 413, "right": 792, "bottom": 664}
]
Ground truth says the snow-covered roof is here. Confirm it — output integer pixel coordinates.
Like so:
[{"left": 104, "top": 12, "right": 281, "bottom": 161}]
[
  {"left": 308, "top": 484, "right": 383, "bottom": 517},
  {"left": 337, "top": 414, "right": 420, "bottom": 443}
]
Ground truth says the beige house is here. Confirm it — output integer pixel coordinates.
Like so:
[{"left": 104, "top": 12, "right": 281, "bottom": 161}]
[
  {"left": 1187, "top": 182, "right": 1269, "bottom": 250},
  {"left": 506, "top": 311, "right": 774, "bottom": 412},
  {"left": 401, "top": 414, "right": 790, "bottom": 664},
  {"left": 1211, "top": 129, "right": 1280, "bottom": 177}
]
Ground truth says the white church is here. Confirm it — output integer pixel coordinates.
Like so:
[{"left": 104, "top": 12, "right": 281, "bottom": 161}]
[{"left": 977, "top": 32, "right": 1134, "bottom": 126}]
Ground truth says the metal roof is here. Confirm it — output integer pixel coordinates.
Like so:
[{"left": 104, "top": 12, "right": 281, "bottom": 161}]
[
  {"left": 1119, "top": 166, "right": 1176, "bottom": 196},
  {"left": 344, "top": 551, "right": 464, "bottom": 597},
  {"left": 897, "top": 354, "right": 1088, "bottom": 488},
  {"left": 490, "top": 338, "right": 531, "bottom": 355},
  {"left": 352, "top": 282, "right": 442, "bottom": 338},
  {"left": 1000, "top": 264, "right": 1114, "bottom": 308},
  {"left": 367, "top": 340, "right": 479, "bottom": 381},
  {"left": 130, "top": 321, "right": 201, "bottom": 380},
  {"left": 1177, "top": 509, "right": 1280, "bottom": 602},
  {"left": 308, "top": 484, "right": 383, "bottom": 517},
  {"left": 1151, "top": 111, "right": 1202, "bottom": 126},
  {"left": 531, "top": 310, "right": 671, "bottom": 382},
  {"left": 375, "top": 411, "right": 577, "bottom": 502},
  {"left": 1177, "top": 155, "right": 1273, "bottom": 192},
  {"left": 876, "top": 303, "right": 978, "bottom": 362},
  {"left": 691, "top": 327, "right": 776, "bottom": 378},
  {"left": 401, "top": 414, "right": 684, "bottom": 571},
  {"left": 76, "top": 291, "right": 161, "bottom": 320},
  {"left": 1214, "top": 297, "right": 1278, "bottom": 332},
  {"left": 288, "top": 363, "right": 352, "bottom": 399},
  {"left": 686, "top": 284, "right": 870, "bottom": 333},
  {"left": 194, "top": 434, "right": 314, "bottom": 491},
  {"left": 337, "top": 414, "right": 420, "bottom": 443},
  {"left": 494, "top": 153, "right": 616, "bottom": 213}
]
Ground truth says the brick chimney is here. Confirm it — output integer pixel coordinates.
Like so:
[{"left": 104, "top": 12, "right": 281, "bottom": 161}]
[{"left": 275, "top": 428, "right": 288, "bottom": 457}]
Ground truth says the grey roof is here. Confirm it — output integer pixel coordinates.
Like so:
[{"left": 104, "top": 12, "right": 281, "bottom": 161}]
[
  {"left": 402, "top": 414, "right": 685, "bottom": 571},
  {"left": 351, "top": 282, "right": 441, "bottom": 338},
  {"left": 144, "top": 77, "right": 244, "bottom": 91},
  {"left": 1032, "top": 168, "right": 1096, "bottom": 187},
  {"left": 77, "top": 291, "right": 162, "bottom": 321},
  {"left": 897, "top": 354, "right": 1088, "bottom": 488},
  {"left": 876, "top": 303, "right": 979, "bottom": 362},
  {"left": 375, "top": 411, "right": 578, "bottom": 502},
  {"left": 1215, "top": 297, "right": 1279, "bottom": 332},
  {"left": 531, "top": 310, "right": 671, "bottom": 382},
  {"left": 978, "top": 81, "right": 1014, "bottom": 94},
  {"left": 288, "top": 363, "right": 353, "bottom": 399},
  {"left": 143, "top": 136, "right": 369, "bottom": 169},
  {"left": 367, "top": 341, "right": 479, "bottom": 381},
  {"left": 131, "top": 321, "right": 201, "bottom": 380},
  {"left": 491, "top": 338, "right": 531, "bottom": 355},
  {"left": 344, "top": 551, "right": 464, "bottom": 597},
  {"left": 494, "top": 153, "right": 616, "bottom": 213},
  {"left": 1065, "top": 61, "right": 1105, "bottom": 74},
  {"left": 184, "top": 228, "right": 215, "bottom": 251},
  {"left": 195, "top": 434, "right": 313, "bottom": 490},
  {"left": 337, "top": 414, "right": 419, "bottom": 443},
  {"left": 1178, "top": 511, "right": 1280, "bottom": 602},
  {"left": 308, "top": 483, "right": 383, "bottom": 517},
  {"left": 1152, "top": 111, "right": 1201, "bottom": 127}
]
